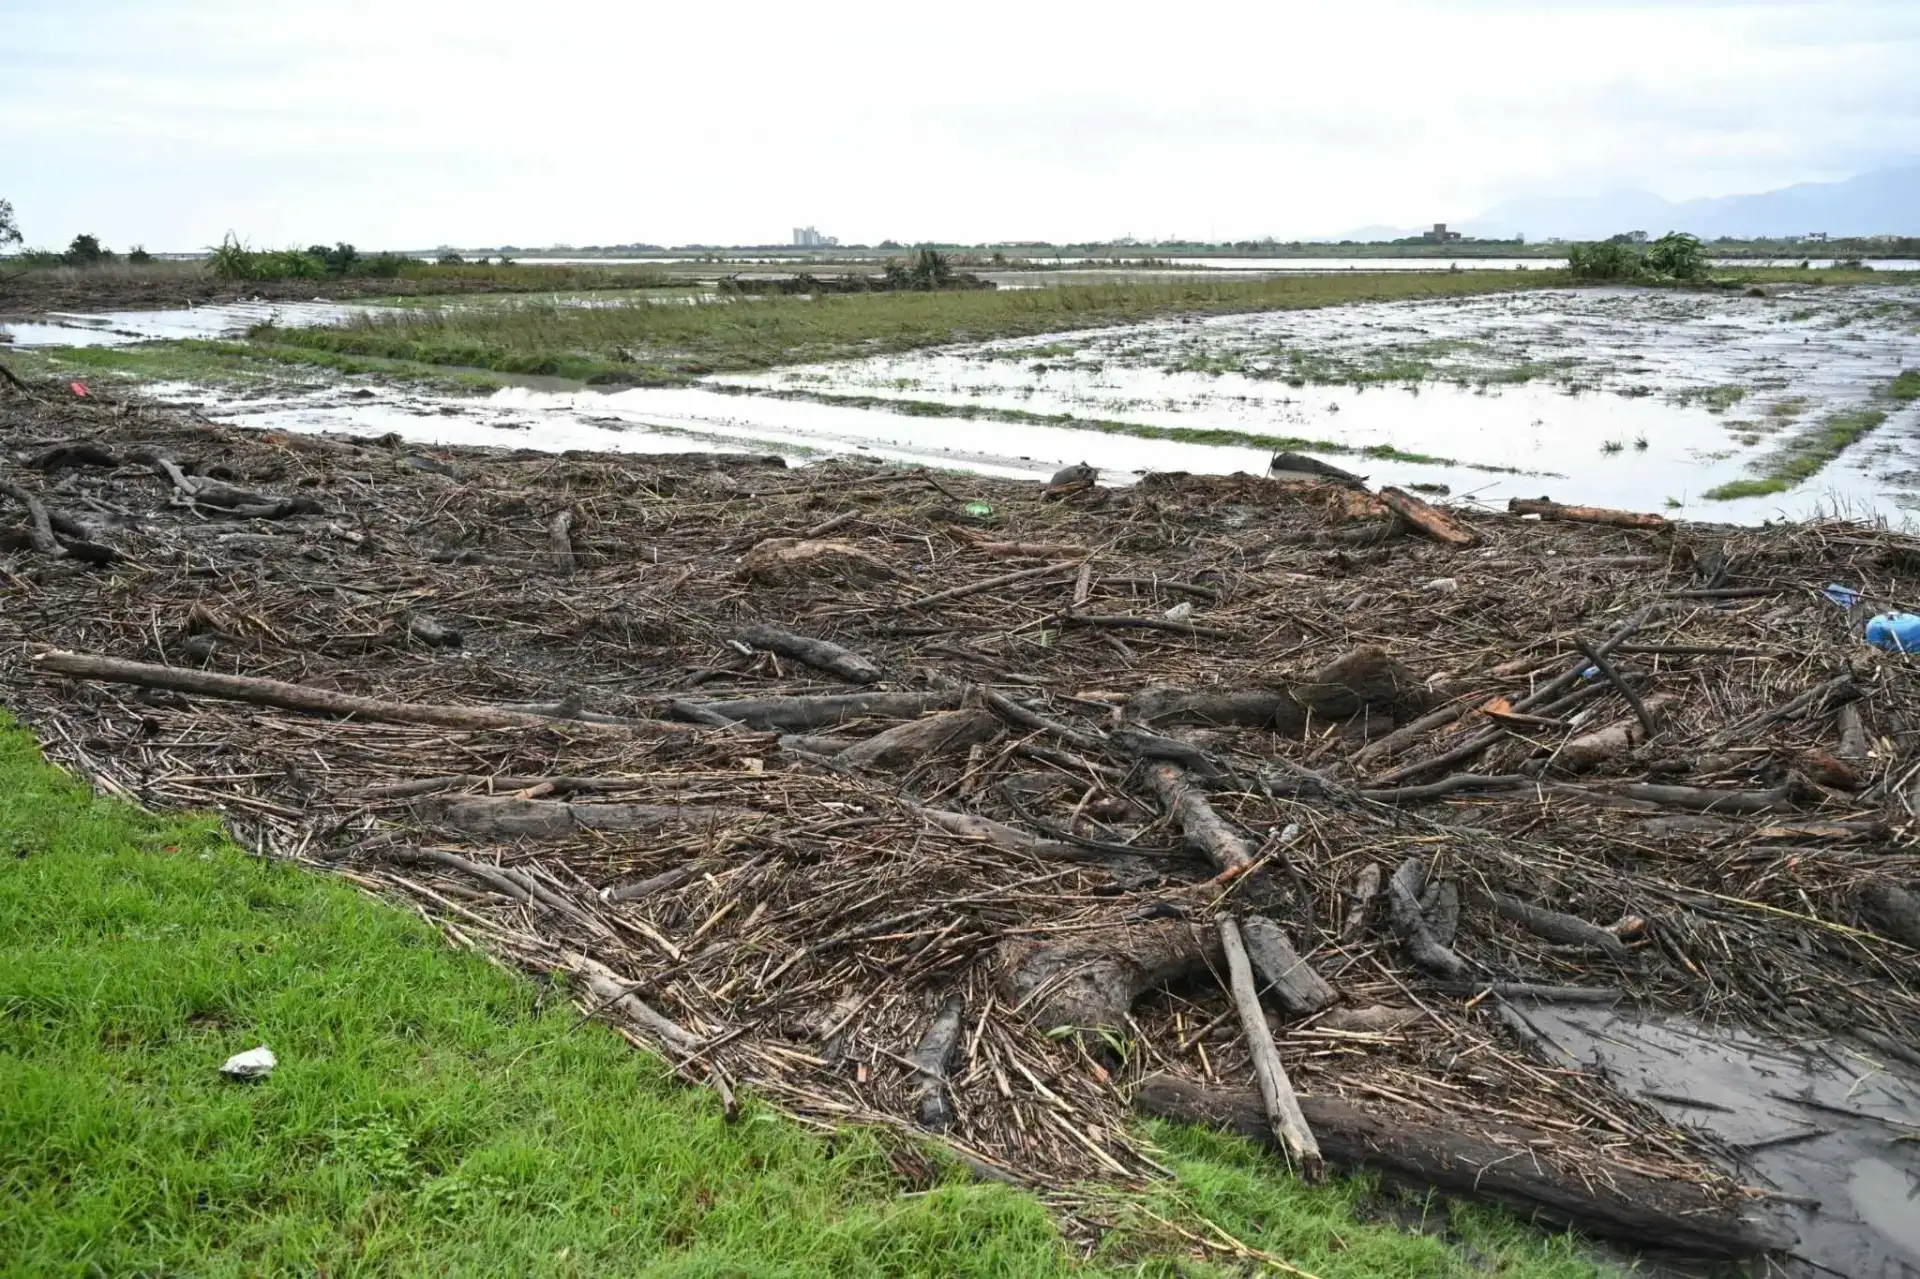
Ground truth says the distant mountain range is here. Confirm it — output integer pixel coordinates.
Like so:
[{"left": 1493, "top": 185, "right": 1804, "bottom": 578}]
[{"left": 1329, "top": 164, "right": 1920, "bottom": 243}]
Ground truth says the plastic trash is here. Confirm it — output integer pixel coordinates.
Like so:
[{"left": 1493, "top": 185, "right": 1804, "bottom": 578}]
[
  {"left": 1422, "top": 577, "right": 1459, "bottom": 595},
  {"left": 1823, "top": 584, "right": 1863, "bottom": 609},
  {"left": 964, "top": 501, "right": 993, "bottom": 518},
  {"left": 1163, "top": 601, "right": 1194, "bottom": 622},
  {"left": 1865, "top": 613, "right": 1920, "bottom": 653},
  {"left": 219, "top": 1045, "right": 277, "bottom": 1080}
]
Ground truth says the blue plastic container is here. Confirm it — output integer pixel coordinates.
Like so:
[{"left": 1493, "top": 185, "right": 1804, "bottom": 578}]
[{"left": 1865, "top": 612, "right": 1920, "bottom": 653}]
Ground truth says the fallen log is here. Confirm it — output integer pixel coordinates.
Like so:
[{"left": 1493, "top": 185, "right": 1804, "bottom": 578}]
[
  {"left": 1508, "top": 497, "right": 1671, "bottom": 530},
  {"left": 1595, "top": 781, "right": 1805, "bottom": 815},
  {"left": 421, "top": 795, "right": 760, "bottom": 840},
  {"left": 1218, "top": 918, "right": 1322, "bottom": 1178},
  {"left": 736, "top": 624, "right": 880, "bottom": 684},
  {"left": 836, "top": 708, "right": 1000, "bottom": 770},
  {"left": 569, "top": 953, "right": 702, "bottom": 1054},
  {"left": 1133, "top": 1075, "right": 1792, "bottom": 1258},
  {"left": 737, "top": 537, "right": 898, "bottom": 585},
  {"left": 1318, "top": 1005, "right": 1421, "bottom": 1033},
  {"left": 30, "top": 651, "right": 690, "bottom": 734},
  {"left": 687, "top": 690, "right": 959, "bottom": 730},
  {"left": 1379, "top": 487, "right": 1477, "bottom": 548},
  {"left": 1267, "top": 451, "right": 1367, "bottom": 489},
  {"left": 1238, "top": 916, "right": 1337, "bottom": 1017},
  {"left": 1146, "top": 763, "right": 1255, "bottom": 873}
]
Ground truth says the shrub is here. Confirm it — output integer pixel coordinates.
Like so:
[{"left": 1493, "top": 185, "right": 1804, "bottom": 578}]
[
  {"left": 1642, "top": 232, "right": 1706, "bottom": 281},
  {"left": 64, "top": 234, "right": 114, "bottom": 266},
  {"left": 127, "top": 246, "right": 154, "bottom": 264},
  {"left": 1567, "top": 240, "right": 1640, "bottom": 282}
]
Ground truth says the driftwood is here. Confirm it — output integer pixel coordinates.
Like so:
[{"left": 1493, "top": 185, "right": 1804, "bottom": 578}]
[
  {"left": 0, "top": 481, "right": 65, "bottom": 557},
  {"left": 1238, "top": 916, "right": 1337, "bottom": 1016},
  {"left": 911, "top": 995, "right": 966, "bottom": 1129},
  {"left": 1127, "top": 645, "right": 1431, "bottom": 737},
  {"left": 738, "top": 537, "right": 897, "bottom": 585},
  {"left": 1378, "top": 486, "right": 1477, "bottom": 548},
  {"left": 30, "top": 651, "right": 690, "bottom": 734},
  {"left": 1387, "top": 859, "right": 1466, "bottom": 976},
  {"left": 1837, "top": 701, "right": 1870, "bottom": 762},
  {"left": 737, "top": 625, "right": 880, "bottom": 684},
  {"left": 913, "top": 806, "right": 1102, "bottom": 861},
  {"left": 1490, "top": 895, "right": 1630, "bottom": 961},
  {"left": 1267, "top": 451, "right": 1367, "bottom": 489},
  {"left": 1319, "top": 1005, "right": 1422, "bottom": 1033},
  {"left": 1218, "top": 917, "right": 1323, "bottom": 1178},
  {"left": 602, "top": 864, "right": 703, "bottom": 904},
  {"left": 1133, "top": 1076, "right": 1792, "bottom": 1258},
  {"left": 1573, "top": 634, "right": 1657, "bottom": 739},
  {"left": 1857, "top": 881, "right": 1920, "bottom": 950},
  {"left": 900, "top": 560, "right": 1080, "bottom": 609},
  {"left": 570, "top": 953, "right": 701, "bottom": 1054},
  {"left": 423, "top": 795, "right": 759, "bottom": 839},
  {"left": 1341, "top": 864, "right": 1381, "bottom": 940},
  {"left": 687, "top": 690, "right": 959, "bottom": 730},
  {"left": 548, "top": 508, "right": 577, "bottom": 575},
  {"left": 1508, "top": 497, "right": 1671, "bottom": 530},
  {"left": 999, "top": 912, "right": 1216, "bottom": 1034},
  {"left": 139, "top": 451, "right": 321, "bottom": 518},
  {"left": 1420, "top": 879, "right": 1460, "bottom": 947},
  {"left": 836, "top": 709, "right": 1000, "bottom": 770},
  {"left": 1598, "top": 781, "right": 1805, "bottom": 815},
  {"left": 1557, "top": 694, "right": 1677, "bottom": 771},
  {"left": 1145, "top": 763, "right": 1255, "bottom": 873}
]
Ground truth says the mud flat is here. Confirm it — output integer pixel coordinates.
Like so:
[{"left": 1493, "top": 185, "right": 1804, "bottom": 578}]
[{"left": 11, "top": 370, "right": 1920, "bottom": 1269}]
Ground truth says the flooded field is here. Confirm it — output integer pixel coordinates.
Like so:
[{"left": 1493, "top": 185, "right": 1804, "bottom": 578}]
[{"left": 10, "top": 282, "right": 1920, "bottom": 524}]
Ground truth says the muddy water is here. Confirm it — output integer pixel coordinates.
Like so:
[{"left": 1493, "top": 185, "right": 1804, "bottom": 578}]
[
  {"left": 1519, "top": 1003, "right": 1920, "bottom": 1277},
  {"left": 718, "top": 284, "right": 1920, "bottom": 522},
  {"left": 20, "top": 284, "right": 1920, "bottom": 525},
  {"left": 0, "top": 300, "right": 360, "bottom": 347}
]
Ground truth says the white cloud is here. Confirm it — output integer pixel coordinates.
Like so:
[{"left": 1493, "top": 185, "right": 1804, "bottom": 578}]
[{"left": 1, "top": 0, "right": 1914, "bottom": 247}]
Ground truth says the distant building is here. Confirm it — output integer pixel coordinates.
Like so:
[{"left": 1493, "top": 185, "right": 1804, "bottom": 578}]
[
  {"left": 1424, "top": 223, "right": 1463, "bottom": 244},
  {"left": 792, "top": 226, "right": 839, "bottom": 248},
  {"left": 1807, "top": 232, "right": 1830, "bottom": 243}
]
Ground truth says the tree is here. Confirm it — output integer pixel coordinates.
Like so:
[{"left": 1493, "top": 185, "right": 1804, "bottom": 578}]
[
  {"left": 0, "top": 198, "right": 19, "bottom": 248},
  {"left": 66, "top": 233, "right": 110, "bottom": 265}
]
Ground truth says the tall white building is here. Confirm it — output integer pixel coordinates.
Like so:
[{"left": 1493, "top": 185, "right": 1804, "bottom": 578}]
[{"left": 792, "top": 226, "right": 839, "bottom": 248}]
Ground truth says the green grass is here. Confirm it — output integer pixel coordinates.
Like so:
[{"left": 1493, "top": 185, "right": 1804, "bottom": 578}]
[
  {"left": 265, "top": 271, "right": 1570, "bottom": 379},
  {"left": 1702, "top": 404, "right": 1888, "bottom": 499},
  {"left": 1893, "top": 369, "right": 1920, "bottom": 401},
  {"left": 0, "top": 339, "right": 517, "bottom": 393},
  {"left": 0, "top": 719, "right": 1608, "bottom": 1277},
  {"left": 712, "top": 386, "right": 1544, "bottom": 475}
]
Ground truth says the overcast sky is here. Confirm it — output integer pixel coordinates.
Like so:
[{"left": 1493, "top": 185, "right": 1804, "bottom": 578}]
[{"left": 2, "top": 0, "right": 1916, "bottom": 250}]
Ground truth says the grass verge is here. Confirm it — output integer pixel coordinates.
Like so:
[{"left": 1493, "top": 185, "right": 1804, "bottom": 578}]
[
  {"left": 0, "top": 718, "right": 1603, "bottom": 1277},
  {"left": 267, "top": 271, "right": 1571, "bottom": 379},
  {"left": 1703, "top": 405, "right": 1888, "bottom": 500}
]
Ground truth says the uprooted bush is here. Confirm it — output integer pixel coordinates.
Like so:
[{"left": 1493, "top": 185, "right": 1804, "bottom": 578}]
[{"left": 1568, "top": 232, "right": 1709, "bottom": 284}]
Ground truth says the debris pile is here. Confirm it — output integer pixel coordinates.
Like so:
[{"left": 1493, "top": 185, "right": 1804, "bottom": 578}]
[{"left": 7, "top": 374, "right": 1919, "bottom": 1259}]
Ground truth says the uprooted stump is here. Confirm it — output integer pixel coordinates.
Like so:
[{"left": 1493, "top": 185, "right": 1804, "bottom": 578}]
[
  {"left": 1134, "top": 1075, "right": 1793, "bottom": 1258},
  {"left": 998, "top": 912, "right": 1217, "bottom": 1034}
]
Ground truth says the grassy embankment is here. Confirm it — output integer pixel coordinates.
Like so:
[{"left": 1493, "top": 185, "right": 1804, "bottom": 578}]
[
  {"left": 0, "top": 718, "right": 1603, "bottom": 1277},
  {"left": 266, "top": 270, "right": 1574, "bottom": 383},
  {"left": 1702, "top": 369, "right": 1917, "bottom": 500}
]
